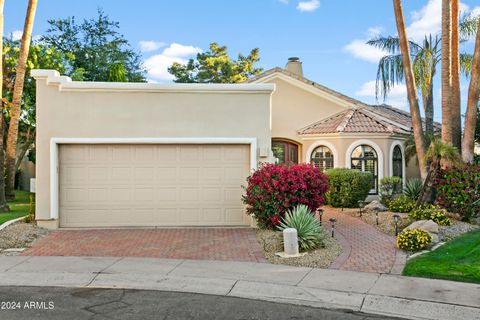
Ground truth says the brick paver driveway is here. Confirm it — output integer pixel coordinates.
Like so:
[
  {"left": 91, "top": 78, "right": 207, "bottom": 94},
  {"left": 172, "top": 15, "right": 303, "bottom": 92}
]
[{"left": 22, "top": 228, "right": 267, "bottom": 263}]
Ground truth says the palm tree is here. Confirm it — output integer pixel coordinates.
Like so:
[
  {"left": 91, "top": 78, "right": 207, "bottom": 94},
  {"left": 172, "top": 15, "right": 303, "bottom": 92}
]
[
  {"left": 451, "top": 0, "right": 462, "bottom": 151},
  {"left": 5, "top": 0, "right": 38, "bottom": 200},
  {"left": 367, "top": 35, "right": 440, "bottom": 135},
  {"left": 441, "top": 0, "right": 453, "bottom": 145},
  {"left": 0, "top": 0, "right": 9, "bottom": 212},
  {"left": 462, "top": 20, "right": 480, "bottom": 163},
  {"left": 392, "top": 0, "right": 428, "bottom": 180}
]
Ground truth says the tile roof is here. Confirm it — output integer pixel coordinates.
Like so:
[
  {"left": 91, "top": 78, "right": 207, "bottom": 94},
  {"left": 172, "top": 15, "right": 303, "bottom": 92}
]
[
  {"left": 297, "top": 108, "right": 411, "bottom": 135},
  {"left": 250, "top": 68, "right": 441, "bottom": 135}
]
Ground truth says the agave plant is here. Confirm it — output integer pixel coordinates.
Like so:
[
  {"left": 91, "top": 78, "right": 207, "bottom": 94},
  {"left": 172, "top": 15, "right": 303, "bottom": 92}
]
[
  {"left": 404, "top": 178, "right": 423, "bottom": 201},
  {"left": 277, "top": 205, "right": 323, "bottom": 251}
]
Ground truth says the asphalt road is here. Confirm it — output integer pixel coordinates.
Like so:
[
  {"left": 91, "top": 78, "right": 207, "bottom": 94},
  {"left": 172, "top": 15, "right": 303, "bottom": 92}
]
[{"left": 0, "top": 286, "right": 405, "bottom": 320}]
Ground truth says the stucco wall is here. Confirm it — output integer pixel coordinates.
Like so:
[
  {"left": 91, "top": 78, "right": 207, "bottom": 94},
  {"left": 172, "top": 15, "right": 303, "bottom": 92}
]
[{"left": 33, "top": 70, "right": 274, "bottom": 228}]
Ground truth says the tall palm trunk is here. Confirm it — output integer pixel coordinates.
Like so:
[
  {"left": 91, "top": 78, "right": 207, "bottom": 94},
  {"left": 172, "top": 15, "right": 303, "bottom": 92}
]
[
  {"left": 462, "top": 22, "right": 480, "bottom": 163},
  {"left": 5, "top": 0, "right": 38, "bottom": 200},
  {"left": 451, "top": 0, "right": 462, "bottom": 151},
  {"left": 441, "top": 0, "right": 453, "bottom": 144},
  {"left": 423, "top": 81, "right": 434, "bottom": 136},
  {"left": 0, "top": 0, "right": 9, "bottom": 212},
  {"left": 393, "top": 0, "right": 428, "bottom": 180}
]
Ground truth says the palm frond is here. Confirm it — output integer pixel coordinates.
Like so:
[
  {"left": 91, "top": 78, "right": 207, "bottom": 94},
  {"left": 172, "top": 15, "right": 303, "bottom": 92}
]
[
  {"left": 460, "top": 53, "right": 473, "bottom": 77},
  {"left": 460, "top": 14, "right": 480, "bottom": 41},
  {"left": 367, "top": 36, "right": 422, "bottom": 55},
  {"left": 375, "top": 54, "right": 405, "bottom": 101}
]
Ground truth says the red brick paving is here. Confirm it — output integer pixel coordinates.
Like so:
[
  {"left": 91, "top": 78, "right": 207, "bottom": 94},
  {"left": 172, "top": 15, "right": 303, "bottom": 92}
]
[
  {"left": 324, "top": 207, "right": 400, "bottom": 273},
  {"left": 22, "top": 228, "right": 267, "bottom": 263}
]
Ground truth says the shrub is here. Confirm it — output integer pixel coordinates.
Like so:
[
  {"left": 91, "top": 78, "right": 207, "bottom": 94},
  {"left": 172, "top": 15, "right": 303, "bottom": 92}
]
[
  {"left": 277, "top": 205, "right": 324, "bottom": 251},
  {"left": 242, "top": 163, "right": 329, "bottom": 229},
  {"left": 409, "top": 205, "right": 451, "bottom": 226},
  {"left": 388, "top": 195, "right": 416, "bottom": 213},
  {"left": 379, "top": 176, "right": 403, "bottom": 206},
  {"left": 397, "top": 228, "right": 432, "bottom": 251},
  {"left": 325, "top": 168, "right": 373, "bottom": 208},
  {"left": 404, "top": 178, "right": 423, "bottom": 201},
  {"left": 434, "top": 164, "right": 480, "bottom": 221}
]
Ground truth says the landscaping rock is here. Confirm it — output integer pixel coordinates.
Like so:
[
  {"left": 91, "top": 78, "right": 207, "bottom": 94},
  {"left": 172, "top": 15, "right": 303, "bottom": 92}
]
[
  {"left": 406, "top": 220, "right": 439, "bottom": 234},
  {"left": 0, "top": 222, "right": 49, "bottom": 255},
  {"left": 439, "top": 221, "right": 479, "bottom": 241},
  {"left": 363, "top": 200, "right": 387, "bottom": 213}
]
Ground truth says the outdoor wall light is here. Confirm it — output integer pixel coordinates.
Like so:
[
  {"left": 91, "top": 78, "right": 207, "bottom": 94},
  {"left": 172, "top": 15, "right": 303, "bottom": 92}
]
[
  {"left": 358, "top": 200, "right": 365, "bottom": 217},
  {"left": 329, "top": 217, "right": 336, "bottom": 238},
  {"left": 317, "top": 208, "right": 324, "bottom": 225},
  {"left": 393, "top": 214, "right": 400, "bottom": 236}
]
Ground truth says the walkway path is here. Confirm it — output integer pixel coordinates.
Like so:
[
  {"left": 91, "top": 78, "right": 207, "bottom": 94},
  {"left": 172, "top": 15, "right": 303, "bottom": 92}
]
[{"left": 324, "top": 208, "right": 406, "bottom": 274}]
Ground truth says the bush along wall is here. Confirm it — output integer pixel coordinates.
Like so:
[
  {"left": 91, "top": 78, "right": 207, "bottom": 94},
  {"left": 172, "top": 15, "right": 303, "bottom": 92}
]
[
  {"left": 242, "top": 163, "right": 329, "bottom": 229},
  {"left": 434, "top": 164, "right": 480, "bottom": 221},
  {"left": 325, "top": 168, "right": 373, "bottom": 208}
]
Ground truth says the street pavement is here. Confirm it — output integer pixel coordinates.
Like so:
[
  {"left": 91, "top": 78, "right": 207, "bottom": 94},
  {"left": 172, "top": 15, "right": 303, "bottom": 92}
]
[
  {"left": 0, "top": 286, "right": 404, "bottom": 320},
  {"left": 0, "top": 256, "right": 478, "bottom": 320}
]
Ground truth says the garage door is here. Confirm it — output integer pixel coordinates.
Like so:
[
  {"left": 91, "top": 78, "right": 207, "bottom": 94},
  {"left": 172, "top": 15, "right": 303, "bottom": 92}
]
[{"left": 59, "top": 144, "right": 251, "bottom": 227}]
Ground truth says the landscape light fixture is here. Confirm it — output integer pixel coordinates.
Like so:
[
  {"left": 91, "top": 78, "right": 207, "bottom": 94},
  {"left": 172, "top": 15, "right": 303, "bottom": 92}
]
[
  {"left": 329, "top": 217, "right": 336, "bottom": 238},
  {"left": 358, "top": 200, "right": 365, "bottom": 217},
  {"left": 317, "top": 208, "right": 324, "bottom": 225},
  {"left": 375, "top": 211, "right": 379, "bottom": 225},
  {"left": 393, "top": 214, "right": 400, "bottom": 236}
]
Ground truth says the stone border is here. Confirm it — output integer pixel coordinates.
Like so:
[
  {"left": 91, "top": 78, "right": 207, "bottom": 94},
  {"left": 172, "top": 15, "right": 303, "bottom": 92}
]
[
  {"left": 328, "top": 230, "right": 351, "bottom": 269},
  {"left": 0, "top": 216, "right": 28, "bottom": 231}
]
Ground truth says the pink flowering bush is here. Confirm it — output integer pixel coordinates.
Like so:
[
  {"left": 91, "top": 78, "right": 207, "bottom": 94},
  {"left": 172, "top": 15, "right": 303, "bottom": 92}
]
[
  {"left": 434, "top": 164, "right": 480, "bottom": 221},
  {"left": 242, "top": 163, "right": 329, "bottom": 229}
]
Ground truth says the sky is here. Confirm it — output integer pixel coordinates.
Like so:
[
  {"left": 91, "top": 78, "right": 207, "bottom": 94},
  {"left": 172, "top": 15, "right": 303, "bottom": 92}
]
[{"left": 5, "top": 0, "right": 480, "bottom": 121}]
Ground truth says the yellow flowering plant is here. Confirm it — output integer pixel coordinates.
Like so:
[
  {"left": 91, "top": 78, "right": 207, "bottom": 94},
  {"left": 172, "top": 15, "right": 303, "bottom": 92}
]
[{"left": 397, "top": 228, "right": 432, "bottom": 251}]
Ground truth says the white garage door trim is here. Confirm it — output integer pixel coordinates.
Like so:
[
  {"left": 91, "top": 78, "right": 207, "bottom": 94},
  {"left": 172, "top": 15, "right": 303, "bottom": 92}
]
[{"left": 50, "top": 137, "right": 257, "bottom": 220}]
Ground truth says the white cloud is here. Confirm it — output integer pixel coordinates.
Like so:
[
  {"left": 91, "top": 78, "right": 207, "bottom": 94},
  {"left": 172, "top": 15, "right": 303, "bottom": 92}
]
[
  {"left": 143, "top": 43, "right": 202, "bottom": 82},
  {"left": 356, "top": 80, "right": 408, "bottom": 110},
  {"left": 297, "top": 0, "right": 320, "bottom": 12},
  {"left": 11, "top": 30, "right": 22, "bottom": 41},
  {"left": 407, "top": 0, "right": 469, "bottom": 42},
  {"left": 344, "top": 39, "right": 388, "bottom": 63},
  {"left": 139, "top": 40, "right": 166, "bottom": 53},
  {"left": 278, "top": 0, "right": 289, "bottom": 4}
]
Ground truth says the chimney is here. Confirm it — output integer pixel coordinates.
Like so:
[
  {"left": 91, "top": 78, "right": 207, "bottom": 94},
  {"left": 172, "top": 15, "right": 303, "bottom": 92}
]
[{"left": 285, "top": 57, "right": 303, "bottom": 77}]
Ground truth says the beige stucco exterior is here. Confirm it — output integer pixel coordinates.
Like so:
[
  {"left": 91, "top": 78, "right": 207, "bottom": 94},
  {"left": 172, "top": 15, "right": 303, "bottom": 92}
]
[
  {"left": 251, "top": 71, "right": 420, "bottom": 193},
  {"left": 32, "top": 70, "right": 274, "bottom": 229}
]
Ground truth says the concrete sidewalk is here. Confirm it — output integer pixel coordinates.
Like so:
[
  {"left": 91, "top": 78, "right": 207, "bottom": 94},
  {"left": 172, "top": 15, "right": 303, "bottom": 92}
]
[{"left": 0, "top": 256, "right": 478, "bottom": 320}]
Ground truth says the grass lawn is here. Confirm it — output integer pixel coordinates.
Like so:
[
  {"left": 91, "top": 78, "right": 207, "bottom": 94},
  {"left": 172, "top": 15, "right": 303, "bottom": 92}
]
[
  {"left": 0, "top": 190, "right": 32, "bottom": 225},
  {"left": 403, "top": 229, "right": 480, "bottom": 284}
]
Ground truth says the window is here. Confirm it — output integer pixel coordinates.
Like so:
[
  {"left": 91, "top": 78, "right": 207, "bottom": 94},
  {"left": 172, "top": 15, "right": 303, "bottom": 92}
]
[
  {"left": 272, "top": 139, "right": 298, "bottom": 165},
  {"left": 310, "top": 145, "right": 334, "bottom": 172},
  {"left": 392, "top": 145, "right": 403, "bottom": 179},
  {"left": 351, "top": 145, "right": 378, "bottom": 194}
]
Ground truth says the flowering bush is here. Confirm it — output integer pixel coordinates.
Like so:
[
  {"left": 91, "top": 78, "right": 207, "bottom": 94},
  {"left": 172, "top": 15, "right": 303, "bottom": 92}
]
[
  {"left": 397, "top": 228, "right": 432, "bottom": 251},
  {"left": 409, "top": 205, "right": 451, "bottom": 226},
  {"left": 434, "top": 164, "right": 480, "bottom": 221},
  {"left": 388, "top": 195, "right": 416, "bottom": 213},
  {"left": 242, "top": 163, "right": 329, "bottom": 229},
  {"left": 325, "top": 168, "right": 373, "bottom": 208}
]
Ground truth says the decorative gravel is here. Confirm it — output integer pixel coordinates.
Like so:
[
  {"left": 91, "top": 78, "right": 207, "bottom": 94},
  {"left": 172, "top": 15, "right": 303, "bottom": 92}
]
[
  {"left": 0, "top": 222, "right": 50, "bottom": 255},
  {"left": 255, "top": 229, "right": 342, "bottom": 268},
  {"left": 439, "top": 221, "right": 479, "bottom": 241},
  {"left": 341, "top": 208, "right": 410, "bottom": 236}
]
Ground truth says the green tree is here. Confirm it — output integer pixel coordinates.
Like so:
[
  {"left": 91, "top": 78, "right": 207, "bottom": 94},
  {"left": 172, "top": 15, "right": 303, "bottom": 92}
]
[
  {"left": 41, "top": 9, "right": 145, "bottom": 82},
  {"left": 168, "top": 43, "right": 262, "bottom": 83}
]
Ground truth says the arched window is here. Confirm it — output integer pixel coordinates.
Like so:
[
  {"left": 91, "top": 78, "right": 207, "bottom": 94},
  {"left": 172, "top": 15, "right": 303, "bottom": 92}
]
[
  {"left": 351, "top": 145, "right": 378, "bottom": 194},
  {"left": 310, "top": 145, "right": 334, "bottom": 172},
  {"left": 272, "top": 139, "right": 299, "bottom": 165},
  {"left": 392, "top": 145, "right": 403, "bottom": 179}
]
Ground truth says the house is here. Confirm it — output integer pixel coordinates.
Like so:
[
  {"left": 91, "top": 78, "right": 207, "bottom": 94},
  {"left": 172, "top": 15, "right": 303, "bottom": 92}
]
[
  {"left": 32, "top": 60, "right": 419, "bottom": 229},
  {"left": 249, "top": 57, "right": 421, "bottom": 195}
]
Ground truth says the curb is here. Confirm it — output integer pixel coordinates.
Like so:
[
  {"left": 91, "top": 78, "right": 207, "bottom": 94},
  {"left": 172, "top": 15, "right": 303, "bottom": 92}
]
[{"left": 0, "top": 215, "right": 28, "bottom": 231}]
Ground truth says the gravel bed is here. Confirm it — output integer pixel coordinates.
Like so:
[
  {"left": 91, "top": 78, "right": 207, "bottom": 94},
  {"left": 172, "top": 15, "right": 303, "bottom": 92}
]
[
  {"left": 341, "top": 208, "right": 410, "bottom": 236},
  {"left": 255, "top": 229, "right": 342, "bottom": 268},
  {"left": 0, "top": 221, "right": 50, "bottom": 255},
  {"left": 439, "top": 221, "right": 479, "bottom": 241}
]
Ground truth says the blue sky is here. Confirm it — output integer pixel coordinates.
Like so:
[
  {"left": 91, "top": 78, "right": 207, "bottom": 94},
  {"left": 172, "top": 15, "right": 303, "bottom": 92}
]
[{"left": 5, "top": 0, "right": 480, "bottom": 120}]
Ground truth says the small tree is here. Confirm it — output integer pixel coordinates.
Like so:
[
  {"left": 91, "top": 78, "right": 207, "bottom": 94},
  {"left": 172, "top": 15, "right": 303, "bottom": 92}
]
[{"left": 168, "top": 43, "right": 263, "bottom": 83}]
